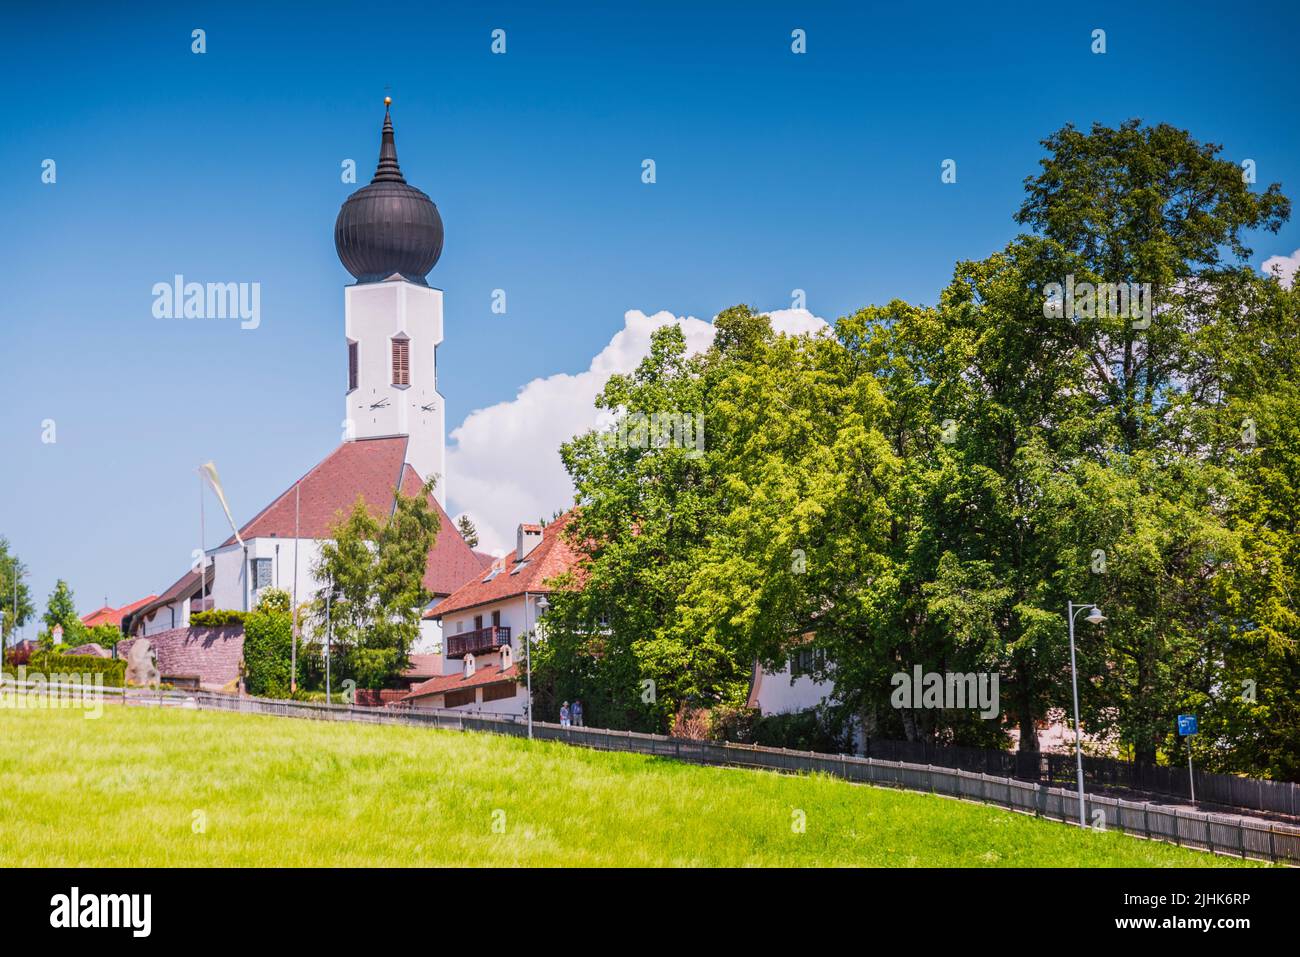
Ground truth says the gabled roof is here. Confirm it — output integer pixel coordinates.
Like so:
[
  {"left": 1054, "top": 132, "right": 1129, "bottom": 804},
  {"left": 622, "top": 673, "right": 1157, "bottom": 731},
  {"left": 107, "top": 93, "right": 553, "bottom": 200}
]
[
  {"left": 403, "top": 653, "right": 443, "bottom": 679},
  {"left": 428, "top": 512, "right": 582, "bottom": 619},
  {"left": 124, "top": 566, "right": 215, "bottom": 633},
  {"left": 224, "top": 436, "right": 411, "bottom": 543},
  {"left": 221, "top": 436, "right": 483, "bottom": 596},
  {"left": 403, "top": 662, "right": 520, "bottom": 699},
  {"left": 81, "top": 594, "right": 157, "bottom": 629}
]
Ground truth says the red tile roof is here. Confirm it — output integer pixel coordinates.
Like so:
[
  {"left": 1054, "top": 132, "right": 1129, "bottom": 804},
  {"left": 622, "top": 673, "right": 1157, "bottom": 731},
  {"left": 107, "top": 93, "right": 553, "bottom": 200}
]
[
  {"left": 225, "top": 436, "right": 410, "bottom": 542},
  {"left": 116, "top": 625, "right": 245, "bottom": 691},
  {"left": 221, "top": 436, "right": 483, "bottom": 596},
  {"left": 403, "top": 653, "right": 443, "bottom": 679},
  {"left": 396, "top": 464, "right": 491, "bottom": 596},
  {"left": 426, "top": 512, "right": 583, "bottom": 619},
  {"left": 81, "top": 595, "right": 157, "bottom": 629},
  {"left": 404, "top": 662, "right": 520, "bottom": 700}
]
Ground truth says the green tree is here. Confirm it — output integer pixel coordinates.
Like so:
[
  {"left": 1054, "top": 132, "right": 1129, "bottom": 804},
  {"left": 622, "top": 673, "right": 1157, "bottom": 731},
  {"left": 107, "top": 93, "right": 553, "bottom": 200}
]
[
  {"left": 39, "top": 579, "right": 87, "bottom": 650},
  {"left": 0, "top": 537, "right": 35, "bottom": 646},
  {"left": 456, "top": 514, "right": 479, "bottom": 549},
  {"left": 311, "top": 479, "right": 440, "bottom": 689},
  {"left": 243, "top": 587, "right": 294, "bottom": 697}
]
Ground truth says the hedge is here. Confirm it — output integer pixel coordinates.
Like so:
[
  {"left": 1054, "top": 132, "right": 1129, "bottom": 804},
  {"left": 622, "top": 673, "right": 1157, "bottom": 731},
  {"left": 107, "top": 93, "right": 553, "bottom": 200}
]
[
  {"left": 5, "top": 653, "right": 126, "bottom": 687},
  {"left": 190, "top": 609, "right": 247, "bottom": 627}
]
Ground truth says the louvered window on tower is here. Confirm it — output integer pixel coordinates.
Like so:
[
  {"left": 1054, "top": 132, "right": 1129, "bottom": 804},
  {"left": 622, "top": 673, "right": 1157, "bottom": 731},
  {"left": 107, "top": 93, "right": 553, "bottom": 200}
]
[
  {"left": 391, "top": 337, "right": 410, "bottom": 386},
  {"left": 348, "top": 341, "right": 358, "bottom": 391}
]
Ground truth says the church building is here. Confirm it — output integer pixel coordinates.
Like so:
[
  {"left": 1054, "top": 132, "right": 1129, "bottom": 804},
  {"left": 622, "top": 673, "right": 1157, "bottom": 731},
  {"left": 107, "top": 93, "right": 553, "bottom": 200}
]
[{"left": 125, "top": 101, "right": 490, "bottom": 650}]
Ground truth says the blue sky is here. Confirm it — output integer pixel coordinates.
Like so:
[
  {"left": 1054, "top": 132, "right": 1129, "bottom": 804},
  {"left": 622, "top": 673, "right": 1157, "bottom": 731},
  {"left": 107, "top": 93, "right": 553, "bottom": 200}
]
[{"left": 1, "top": 1, "right": 1297, "bottom": 629}]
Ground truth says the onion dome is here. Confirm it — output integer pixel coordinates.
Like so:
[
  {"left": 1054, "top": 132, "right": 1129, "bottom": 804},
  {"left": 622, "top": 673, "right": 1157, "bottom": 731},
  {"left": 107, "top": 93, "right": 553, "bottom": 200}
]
[{"left": 334, "top": 99, "right": 444, "bottom": 284}]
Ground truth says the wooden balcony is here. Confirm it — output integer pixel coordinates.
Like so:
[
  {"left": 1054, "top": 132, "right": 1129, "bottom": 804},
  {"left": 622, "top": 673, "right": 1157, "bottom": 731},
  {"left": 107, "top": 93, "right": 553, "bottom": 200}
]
[{"left": 446, "top": 626, "right": 511, "bottom": 659}]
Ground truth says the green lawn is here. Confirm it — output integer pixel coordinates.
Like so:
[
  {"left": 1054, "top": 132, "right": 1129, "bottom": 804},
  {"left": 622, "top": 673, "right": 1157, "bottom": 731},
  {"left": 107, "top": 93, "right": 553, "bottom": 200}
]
[{"left": 0, "top": 704, "right": 1260, "bottom": 867}]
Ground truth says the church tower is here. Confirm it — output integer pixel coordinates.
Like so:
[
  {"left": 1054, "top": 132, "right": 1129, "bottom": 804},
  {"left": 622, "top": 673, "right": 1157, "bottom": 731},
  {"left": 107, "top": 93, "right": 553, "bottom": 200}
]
[{"left": 334, "top": 99, "right": 447, "bottom": 506}]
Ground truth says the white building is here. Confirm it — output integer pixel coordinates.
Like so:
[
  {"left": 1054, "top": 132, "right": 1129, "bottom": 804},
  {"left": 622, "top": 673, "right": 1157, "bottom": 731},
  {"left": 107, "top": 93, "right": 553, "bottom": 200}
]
[
  {"left": 125, "top": 101, "right": 487, "bottom": 647},
  {"left": 746, "top": 633, "right": 832, "bottom": 717},
  {"left": 401, "top": 515, "right": 580, "bottom": 716}
]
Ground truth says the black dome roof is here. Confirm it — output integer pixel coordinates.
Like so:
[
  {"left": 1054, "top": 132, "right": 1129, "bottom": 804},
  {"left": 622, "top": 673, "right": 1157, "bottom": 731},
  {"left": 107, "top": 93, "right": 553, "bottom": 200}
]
[{"left": 334, "top": 104, "right": 443, "bottom": 285}]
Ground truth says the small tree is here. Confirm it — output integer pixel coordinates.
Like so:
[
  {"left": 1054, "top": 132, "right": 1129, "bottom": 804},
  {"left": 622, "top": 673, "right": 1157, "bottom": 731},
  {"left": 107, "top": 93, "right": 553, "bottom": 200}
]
[
  {"left": 312, "top": 480, "right": 440, "bottom": 689},
  {"left": 39, "top": 579, "right": 86, "bottom": 650},
  {"left": 0, "top": 537, "right": 35, "bottom": 645},
  {"left": 455, "top": 514, "right": 479, "bottom": 549},
  {"left": 243, "top": 588, "right": 294, "bottom": 697}
]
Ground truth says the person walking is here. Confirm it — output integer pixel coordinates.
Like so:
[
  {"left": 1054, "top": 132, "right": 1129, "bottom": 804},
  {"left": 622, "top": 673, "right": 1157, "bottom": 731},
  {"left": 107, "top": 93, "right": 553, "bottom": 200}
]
[
  {"left": 572, "top": 699, "right": 584, "bottom": 727},
  {"left": 560, "top": 701, "right": 571, "bottom": 727}
]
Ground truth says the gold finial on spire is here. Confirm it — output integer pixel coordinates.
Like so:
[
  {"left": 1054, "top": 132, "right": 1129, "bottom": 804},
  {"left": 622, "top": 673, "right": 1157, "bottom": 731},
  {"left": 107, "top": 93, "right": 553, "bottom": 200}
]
[{"left": 384, "top": 95, "right": 392, "bottom": 106}]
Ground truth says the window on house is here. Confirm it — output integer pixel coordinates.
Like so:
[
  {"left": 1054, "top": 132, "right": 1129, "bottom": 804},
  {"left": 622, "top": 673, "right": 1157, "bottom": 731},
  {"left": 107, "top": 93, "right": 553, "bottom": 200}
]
[
  {"left": 483, "top": 682, "right": 515, "bottom": 702},
  {"left": 445, "top": 688, "right": 476, "bottom": 709},
  {"left": 492, "top": 610, "right": 501, "bottom": 628},
  {"left": 474, "top": 614, "right": 483, "bottom": 631},
  {"left": 790, "top": 647, "right": 825, "bottom": 677},
  {"left": 251, "top": 558, "right": 272, "bottom": 590},
  {"left": 347, "top": 341, "right": 358, "bottom": 391},
  {"left": 391, "top": 336, "right": 410, "bottom": 386}
]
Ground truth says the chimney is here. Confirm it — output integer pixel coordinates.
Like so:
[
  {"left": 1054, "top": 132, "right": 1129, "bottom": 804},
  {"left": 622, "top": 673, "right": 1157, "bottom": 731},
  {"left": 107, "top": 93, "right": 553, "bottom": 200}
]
[
  {"left": 464, "top": 653, "right": 476, "bottom": 678},
  {"left": 500, "top": 644, "right": 513, "bottom": 670},
  {"left": 516, "top": 523, "right": 543, "bottom": 562}
]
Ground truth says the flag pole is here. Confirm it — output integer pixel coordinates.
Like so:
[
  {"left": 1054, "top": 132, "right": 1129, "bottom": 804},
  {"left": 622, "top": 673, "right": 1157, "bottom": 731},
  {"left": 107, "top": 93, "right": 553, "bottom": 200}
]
[
  {"left": 199, "top": 469, "right": 206, "bottom": 610},
  {"left": 292, "top": 482, "right": 300, "bottom": 694}
]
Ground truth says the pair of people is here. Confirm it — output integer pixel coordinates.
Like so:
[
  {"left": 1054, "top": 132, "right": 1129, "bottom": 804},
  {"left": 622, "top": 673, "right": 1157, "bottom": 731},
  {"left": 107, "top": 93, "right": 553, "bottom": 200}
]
[{"left": 559, "top": 699, "right": 584, "bottom": 727}]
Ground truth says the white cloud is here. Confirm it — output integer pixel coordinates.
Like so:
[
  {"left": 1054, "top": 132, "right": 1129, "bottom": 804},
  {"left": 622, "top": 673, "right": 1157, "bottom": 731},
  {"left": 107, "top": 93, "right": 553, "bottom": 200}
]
[
  {"left": 447, "top": 307, "right": 829, "bottom": 554},
  {"left": 1261, "top": 248, "right": 1300, "bottom": 288}
]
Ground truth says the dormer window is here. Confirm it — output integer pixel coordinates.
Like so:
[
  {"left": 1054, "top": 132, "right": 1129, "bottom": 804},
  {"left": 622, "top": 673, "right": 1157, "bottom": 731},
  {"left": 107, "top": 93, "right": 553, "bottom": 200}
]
[{"left": 391, "top": 334, "right": 410, "bottom": 387}]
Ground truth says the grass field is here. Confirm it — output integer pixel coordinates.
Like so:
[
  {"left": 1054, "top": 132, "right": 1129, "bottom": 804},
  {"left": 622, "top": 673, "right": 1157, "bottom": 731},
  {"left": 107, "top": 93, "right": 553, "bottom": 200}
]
[{"left": 0, "top": 704, "right": 1259, "bottom": 867}]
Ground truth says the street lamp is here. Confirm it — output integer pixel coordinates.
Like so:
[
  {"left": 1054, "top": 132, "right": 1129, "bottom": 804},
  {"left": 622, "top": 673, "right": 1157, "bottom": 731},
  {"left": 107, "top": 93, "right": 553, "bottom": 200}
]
[
  {"left": 1066, "top": 601, "right": 1105, "bottom": 828},
  {"left": 524, "top": 594, "right": 550, "bottom": 740}
]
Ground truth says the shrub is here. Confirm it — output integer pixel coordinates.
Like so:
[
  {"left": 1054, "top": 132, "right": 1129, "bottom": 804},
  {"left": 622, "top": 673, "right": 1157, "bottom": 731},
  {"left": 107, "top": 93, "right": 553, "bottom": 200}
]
[
  {"left": 85, "top": 622, "right": 124, "bottom": 650},
  {"left": 20, "top": 653, "right": 126, "bottom": 688},
  {"left": 191, "top": 609, "right": 247, "bottom": 627},
  {"left": 242, "top": 607, "right": 292, "bottom": 698}
]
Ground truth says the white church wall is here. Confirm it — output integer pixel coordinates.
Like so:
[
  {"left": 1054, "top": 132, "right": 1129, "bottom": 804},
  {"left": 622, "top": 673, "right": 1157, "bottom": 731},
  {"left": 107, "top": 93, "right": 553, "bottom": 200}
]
[{"left": 207, "top": 538, "right": 327, "bottom": 625}]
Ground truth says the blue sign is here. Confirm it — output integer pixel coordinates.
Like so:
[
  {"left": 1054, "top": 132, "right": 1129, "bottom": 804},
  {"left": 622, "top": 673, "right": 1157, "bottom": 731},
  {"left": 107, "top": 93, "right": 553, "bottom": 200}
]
[{"left": 1177, "top": 714, "right": 1198, "bottom": 736}]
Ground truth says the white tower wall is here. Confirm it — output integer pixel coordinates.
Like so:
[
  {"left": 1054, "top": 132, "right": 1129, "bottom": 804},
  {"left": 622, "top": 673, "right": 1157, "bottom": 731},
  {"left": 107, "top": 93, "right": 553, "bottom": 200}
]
[{"left": 344, "top": 279, "right": 447, "bottom": 506}]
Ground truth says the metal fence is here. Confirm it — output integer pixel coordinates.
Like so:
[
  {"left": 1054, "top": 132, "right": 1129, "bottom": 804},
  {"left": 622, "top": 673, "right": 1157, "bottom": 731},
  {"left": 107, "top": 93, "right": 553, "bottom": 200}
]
[
  {"left": 5, "top": 680, "right": 1297, "bottom": 865},
  {"left": 857, "top": 737, "right": 1300, "bottom": 817}
]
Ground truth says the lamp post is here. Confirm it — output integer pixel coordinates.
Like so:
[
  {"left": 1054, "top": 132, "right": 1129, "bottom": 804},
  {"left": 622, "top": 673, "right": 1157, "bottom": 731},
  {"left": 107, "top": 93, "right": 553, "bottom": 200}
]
[
  {"left": 524, "top": 594, "right": 550, "bottom": 740},
  {"left": 1066, "top": 601, "right": 1106, "bottom": 828}
]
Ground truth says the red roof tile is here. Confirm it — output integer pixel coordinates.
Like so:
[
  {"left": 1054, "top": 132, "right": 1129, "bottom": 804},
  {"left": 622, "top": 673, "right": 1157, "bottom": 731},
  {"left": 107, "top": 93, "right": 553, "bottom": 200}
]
[
  {"left": 81, "top": 595, "right": 157, "bottom": 629},
  {"left": 219, "top": 436, "right": 483, "bottom": 597},
  {"left": 396, "top": 464, "right": 491, "bottom": 596},
  {"left": 404, "top": 662, "right": 520, "bottom": 699},
  {"left": 225, "top": 436, "right": 410, "bottom": 543},
  {"left": 403, "top": 653, "right": 443, "bottom": 678},
  {"left": 427, "top": 512, "right": 583, "bottom": 619}
]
